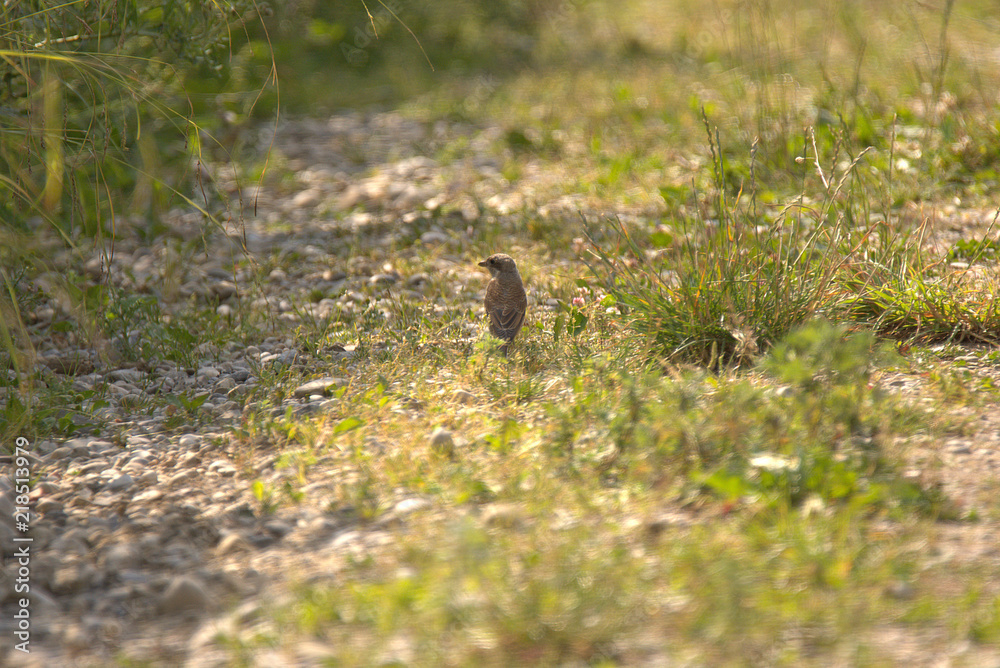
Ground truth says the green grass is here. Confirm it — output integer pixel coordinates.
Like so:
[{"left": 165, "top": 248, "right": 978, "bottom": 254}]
[{"left": 204, "top": 310, "right": 977, "bottom": 664}]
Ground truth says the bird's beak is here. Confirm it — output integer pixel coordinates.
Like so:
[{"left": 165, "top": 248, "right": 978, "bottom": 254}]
[{"left": 478, "top": 260, "right": 488, "bottom": 267}]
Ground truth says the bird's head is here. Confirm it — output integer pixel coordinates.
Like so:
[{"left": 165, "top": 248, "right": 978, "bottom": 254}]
[{"left": 478, "top": 253, "right": 518, "bottom": 278}]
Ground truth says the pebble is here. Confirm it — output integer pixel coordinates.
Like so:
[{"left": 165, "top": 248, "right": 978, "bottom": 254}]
[
  {"left": 293, "top": 377, "right": 346, "bottom": 398},
  {"left": 368, "top": 273, "right": 398, "bottom": 286},
  {"left": 89, "top": 439, "right": 114, "bottom": 454},
  {"left": 158, "top": 576, "right": 210, "bottom": 615},
  {"left": 210, "top": 281, "right": 239, "bottom": 300},
  {"left": 292, "top": 187, "right": 322, "bottom": 208},
  {"left": 885, "top": 580, "right": 915, "bottom": 600},
  {"left": 106, "top": 474, "right": 134, "bottom": 492},
  {"left": 108, "top": 369, "right": 146, "bottom": 383},
  {"left": 392, "top": 498, "right": 430, "bottom": 516},
  {"left": 429, "top": 427, "right": 455, "bottom": 456},
  {"left": 51, "top": 561, "right": 97, "bottom": 594},
  {"left": 104, "top": 543, "right": 141, "bottom": 571},
  {"left": 138, "top": 470, "right": 160, "bottom": 486},
  {"left": 265, "top": 521, "right": 294, "bottom": 537},
  {"left": 231, "top": 368, "right": 251, "bottom": 382},
  {"left": 208, "top": 460, "right": 238, "bottom": 477},
  {"left": 481, "top": 503, "right": 526, "bottom": 529},
  {"left": 452, "top": 389, "right": 475, "bottom": 405},
  {"left": 216, "top": 533, "right": 251, "bottom": 556},
  {"left": 133, "top": 488, "right": 163, "bottom": 503},
  {"left": 62, "top": 624, "right": 91, "bottom": 651},
  {"left": 420, "top": 230, "right": 449, "bottom": 245},
  {"left": 407, "top": 272, "right": 431, "bottom": 286},
  {"left": 47, "top": 446, "right": 74, "bottom": 461},
  {"left": 37, "top": 498, "right": 64, "bottom": 514},
  {"left": 215, "top": 376, "right": 237, "bottom": 392}
]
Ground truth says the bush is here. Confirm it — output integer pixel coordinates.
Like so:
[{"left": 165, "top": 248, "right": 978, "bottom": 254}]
[{"left": 0, "top": 0, "right": 268, "bottom": 234}]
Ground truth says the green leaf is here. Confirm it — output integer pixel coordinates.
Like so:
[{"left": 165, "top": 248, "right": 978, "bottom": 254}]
[
  {"left": 333, "top": 416, "right": 364, "bottom": 435},
  {"left": 700, "top": 469, "right": 752, "bottom": 501},
  {"left": 649, "top": 229, "right": 674, "bottom": 247}
]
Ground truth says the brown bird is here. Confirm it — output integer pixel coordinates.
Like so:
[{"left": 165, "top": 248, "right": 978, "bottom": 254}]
[{"left": 478, "top": 253, "right": 527, "bottom": 356}]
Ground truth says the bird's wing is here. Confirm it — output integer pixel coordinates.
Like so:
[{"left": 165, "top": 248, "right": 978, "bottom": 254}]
[{"left": 489, "top": 302, "right": 525, "bottom": 340}]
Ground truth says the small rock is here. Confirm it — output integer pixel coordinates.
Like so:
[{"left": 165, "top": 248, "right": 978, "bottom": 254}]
[
  {"left": 393, "top": 497, "right": 431, "bottom": 516},
  {"left": 264, "top": 521, "right": 294, "bottom": 537},
  {"left": 106, "top": 473, "right": 134, "bottom": 492},
  {"left": 36, "top": 498, "right": 64, "bottom": 514},
  {"left": 215, "top": 376, "right": 237, "bottom": 392},
  {"left": 50, "top": 530, "right": 90, "bottom": 556},
  {"left": 369, "top": 273, "right": 399, "bottom": 287},
  {"left": 107, "top": 368, "right": 146, "bottom": 383},
  {"left": 481, "top": 503, "right": 525, "bottom": 529},
  {"left": 36, "top": 440, "right": 59, "bottom": 455},
  {"left": 133, "top": 488, "right": 163, "bottom": 503},
  {"left": 231, "top": 369, "right": 251, "bottom": 382},
  {"left": 34, "top": 306, "right": 56, "bottom": 322},
  {"left": 406, "top": 272, "right": 431, "bottom": 287},
  {"left": 292, "top": 187, "right": 322, "bottom": 208},
  {"left": 293, "top": 377, "right": 346, "bottom": 399},
  {"left": 946, "top": 439, "right": 972, "bottom": 455},
  {"left": 420, "top": 230, "right": 449, "bottom": 245},
  {"left": 885, "top": 580, "right": 915, "bottom": 600},
  {"left": 51, "top": 561, "right": 96, "bottom": 594},
  {"left": 216, "top": 533, "right": 251, "bottom": 556},
  {"left": 158, "top": 576, "right": 210, "bottom": 615},
  {"left": 168, "top": 471, "right": 194, "bottom": 487},
  {"left": 429, "top": 427, "right": 455, "bottom": 456},
  {"left": 452, "top": 389, "right": 475, "bottom": 405},
  {"left": 88, "top": 440, "right": 117, "bottom": 455},
  {"left": 208, "top": 459, "right": 238, "bottom": 477},
  {"left": 46, "top": 446, "right": 74, "bottom": 461},
  {"left": 210, "top": 281, "right": 239, "bottom": 300},
  {"left": 62, "top": 623, "right": 91, "bottom": 651},
  {"left": 179, "top": 434, "right": 201, "bottom": 449},
  {"left": 136, "top": 471, "right": 160, "bottom": 487},
  {"left": 323, "top": 269, "right": 348, "bottom": 282},
  {"left": 104, "top": 543, "right": 141, "bottom": 570}
]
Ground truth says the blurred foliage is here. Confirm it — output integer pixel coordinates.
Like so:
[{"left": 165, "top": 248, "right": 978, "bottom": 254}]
[
  {"left": 0, "top": 0, "right": 270, "bottom": 235},
  {"left": 0, "top": 1, "right": 272, "bottom": 443},
  {"left": 248, "top": 0, "right": 608, "bottom": 111}
]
